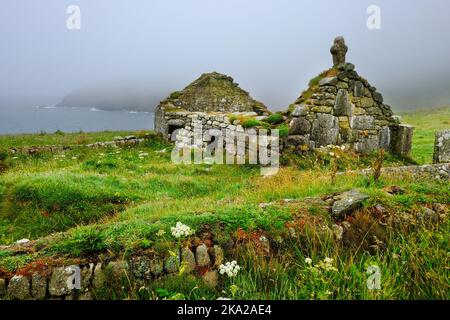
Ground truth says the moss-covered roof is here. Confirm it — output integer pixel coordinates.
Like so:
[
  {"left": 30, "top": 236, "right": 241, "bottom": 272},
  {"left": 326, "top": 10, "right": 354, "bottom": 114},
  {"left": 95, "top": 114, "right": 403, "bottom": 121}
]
[{"left": 158, "top": 72, "right": 268, "bottom": 115}]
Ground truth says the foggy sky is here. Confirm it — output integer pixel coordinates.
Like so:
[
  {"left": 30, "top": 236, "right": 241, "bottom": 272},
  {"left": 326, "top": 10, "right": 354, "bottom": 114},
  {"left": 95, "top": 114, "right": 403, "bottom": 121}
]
[{"left": 1, "top": 0, "right": 450, "bottom": 111}]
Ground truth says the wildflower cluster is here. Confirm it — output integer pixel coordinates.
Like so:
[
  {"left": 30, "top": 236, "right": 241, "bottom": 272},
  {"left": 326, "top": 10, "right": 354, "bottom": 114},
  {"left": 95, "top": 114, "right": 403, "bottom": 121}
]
[
  {"left": 170, "top": 222, "right": 194, "bottom": 238},
  {"left": 219, "top": 261, "right": 241, "bottom": 277},
  {"left": 305, "top": 257, "right": 338, "bottom": 272}
]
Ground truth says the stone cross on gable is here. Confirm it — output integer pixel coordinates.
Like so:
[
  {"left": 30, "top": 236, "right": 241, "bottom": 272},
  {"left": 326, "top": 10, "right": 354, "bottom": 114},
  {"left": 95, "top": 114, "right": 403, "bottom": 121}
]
[{"left": 330, "top": 37, "right": 348, "bottom": 66}]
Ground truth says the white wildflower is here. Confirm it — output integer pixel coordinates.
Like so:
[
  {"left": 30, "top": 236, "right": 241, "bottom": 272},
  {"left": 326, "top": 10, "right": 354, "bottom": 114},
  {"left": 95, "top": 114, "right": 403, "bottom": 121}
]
[
  {"left": 324, "top": 257, "right": 333, "bottom": 264},
  {"left": 156, "top": 229, "right": 166, "bottom": 237},
  {"left": 305, "top": 257, "right": 313, "bottom": 265},
  {"left": 170, "top": 222, "right": 193, "bottom": 238},
  {"left": 219, "top": 261, "right": 241, "bottom": 278}
]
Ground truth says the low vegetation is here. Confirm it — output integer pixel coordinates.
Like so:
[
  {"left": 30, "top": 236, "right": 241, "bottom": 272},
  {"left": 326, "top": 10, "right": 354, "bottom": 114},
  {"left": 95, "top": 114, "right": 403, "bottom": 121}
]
[{"left": 0, "top": 107, "right": 448, "bottom": 300}]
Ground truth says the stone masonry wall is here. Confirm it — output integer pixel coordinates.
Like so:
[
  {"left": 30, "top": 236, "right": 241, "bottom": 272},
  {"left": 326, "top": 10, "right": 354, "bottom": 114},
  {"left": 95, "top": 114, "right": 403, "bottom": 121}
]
[
  {"left": 287, "top": 62, "right": 413, "bottom": 156},
  {"left": 0, "top": 243, "right": 225, "bottom": 300}
]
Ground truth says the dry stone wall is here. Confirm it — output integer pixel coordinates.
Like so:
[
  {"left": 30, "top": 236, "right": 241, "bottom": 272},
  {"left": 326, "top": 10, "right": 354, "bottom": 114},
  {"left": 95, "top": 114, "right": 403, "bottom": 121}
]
[
  {"left": 0, "top": 243, "right": 224, "bottom": 300},
  {"left": 287, "top": 61, "right": 413, "bottom": 156}
]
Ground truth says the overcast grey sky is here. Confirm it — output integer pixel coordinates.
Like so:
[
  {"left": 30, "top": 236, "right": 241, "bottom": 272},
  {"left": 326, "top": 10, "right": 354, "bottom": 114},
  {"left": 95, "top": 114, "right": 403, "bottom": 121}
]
[{"left": 1, "top": 0, "right": 450, "bottom": 110}]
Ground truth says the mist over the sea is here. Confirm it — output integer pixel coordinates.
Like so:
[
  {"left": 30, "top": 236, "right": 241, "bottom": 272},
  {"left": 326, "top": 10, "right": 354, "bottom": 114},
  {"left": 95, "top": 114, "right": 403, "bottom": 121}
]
[{"left": 1, "top": 0, "right": 449, "bottom": 134}]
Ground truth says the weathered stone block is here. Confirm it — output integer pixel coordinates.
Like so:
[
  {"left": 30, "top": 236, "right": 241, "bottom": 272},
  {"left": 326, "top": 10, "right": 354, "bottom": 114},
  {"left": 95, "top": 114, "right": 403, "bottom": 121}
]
[
  {"left": 353, "top": 81, "right": 365, "bottom": 97},
  {"left": 354, "top": 134, "right": 380, "bottom": 154},
  {"left": 31, "top": 273, "right": 47, "bottom": 299},
  {"left": 350, "top": 115, "right": 375, "bottom": 130},
  {"left": 196, "top": 244, "right": 210, "bottom": 267},
  {"left": 92, "top": 263, "right": 106, "bottom": 290},
  {"left": 332, "top": 190, "right": 369, "bottom": 219},
  {"left": 319, "top": 77, "right": 338, "bottom": 86},
  {"left": 361, "top": 97, "right": 375, "bottom": 108},
  {"left": 181, "top": 247, "right": 196, "bottom": 272},
  {"left": 433, "top": 129, "right": 450, "bottom": 164},
  {"left": 165, "top": 255, "right": 180, "bottom": 273},
  {"left": 289, "top": 117, "right": 311, "bottom": 135},
  {"left": 311, "top": 114, "right": 339, "bottom": 146},
  {"left": 292, "top": 104, "right": 308, "bottom": 117},
  {"left": 390, "top": 125, "right": 414, "bottom": 157},
  {"left": 379, "top": 126, "right": 391, "bottom": 150},
  {"left": 373, "top": 92, "right": 384, "bottom": 103},
  {"left": 49, "top": 267, "right": 77, "bottom": 296},
  {"left": 334, "top": 89, "right": 353, "bottom": 117},
  {"left": 131, "top": 256, "right": 152, "bottom": 280},
  {"left": 7, "top": 275, "right": 31, "bottom": 300}
]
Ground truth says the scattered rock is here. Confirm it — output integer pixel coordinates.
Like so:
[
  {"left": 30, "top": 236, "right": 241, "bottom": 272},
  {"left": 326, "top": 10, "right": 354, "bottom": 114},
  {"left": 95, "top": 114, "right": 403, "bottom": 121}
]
[
  {"left": 432, "top": 203, "right": 447, "bottom": 215},
  {"left": 15, "top": 239, "right": 30, "bottom": 245},
  {"left": 332, "top": 190, "right": 369, "bottom": 219},
  {"left": 417, "top": 207, "right": 440, "bottom": 225},
  {"left": 383, "top": 186, "right": 405, "bottom": 195}
]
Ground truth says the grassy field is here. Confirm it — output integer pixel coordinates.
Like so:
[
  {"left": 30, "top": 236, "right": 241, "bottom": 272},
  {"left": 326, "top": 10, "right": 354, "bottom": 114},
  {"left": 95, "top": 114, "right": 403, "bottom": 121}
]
[
  {"left": 401, "top": 106, "right": 450, "bottom": 164},
  {"left": 0, "top": 107, "right": 448, "bottom": 300}
]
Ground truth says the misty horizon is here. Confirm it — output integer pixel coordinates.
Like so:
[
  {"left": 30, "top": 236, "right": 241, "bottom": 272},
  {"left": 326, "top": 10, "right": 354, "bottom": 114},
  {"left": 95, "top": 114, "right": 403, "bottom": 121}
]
[{"left": 1, "top": 0, "right": 450, "bottom": 112}]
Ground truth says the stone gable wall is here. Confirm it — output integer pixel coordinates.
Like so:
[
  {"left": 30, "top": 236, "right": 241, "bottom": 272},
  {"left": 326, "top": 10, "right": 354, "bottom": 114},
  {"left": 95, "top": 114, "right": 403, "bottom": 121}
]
[{"left": 287, "top": 63, "right": 413, "bottom": 156}]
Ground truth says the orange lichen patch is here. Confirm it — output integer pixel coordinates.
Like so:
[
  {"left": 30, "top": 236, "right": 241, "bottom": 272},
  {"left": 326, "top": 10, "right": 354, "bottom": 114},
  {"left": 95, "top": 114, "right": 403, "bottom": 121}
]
[
  {"left": 0, "top": 268, "right": 14, "bottom": 279},
  {"left": 14, "top": 256, "right": 88, "bottom": 277},
  {"left": 196, "top": 265, "right": 210, "bottom": 276}
]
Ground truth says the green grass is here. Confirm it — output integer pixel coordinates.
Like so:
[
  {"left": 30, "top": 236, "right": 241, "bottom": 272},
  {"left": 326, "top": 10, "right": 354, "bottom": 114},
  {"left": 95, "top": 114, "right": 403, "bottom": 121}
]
[
  {"left": 401, "top": 106, "right": 450, "bottom": 164},
  {"left": 0, "top": 107, "right": 448, "bottom": 300}
]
